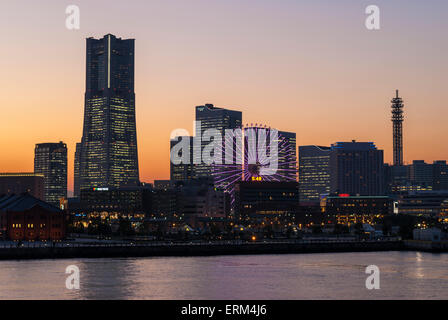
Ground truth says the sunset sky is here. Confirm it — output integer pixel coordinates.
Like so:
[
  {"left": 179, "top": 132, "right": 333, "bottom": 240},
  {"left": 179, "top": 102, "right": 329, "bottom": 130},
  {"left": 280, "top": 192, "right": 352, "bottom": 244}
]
[{"left": 1, "top": 0, "right": 447, "bottom": 192}]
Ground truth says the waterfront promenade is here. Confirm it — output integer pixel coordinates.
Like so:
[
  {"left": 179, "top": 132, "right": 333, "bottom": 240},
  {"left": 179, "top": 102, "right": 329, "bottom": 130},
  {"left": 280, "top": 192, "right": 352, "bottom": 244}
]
[
  {"left": 0, "top": 238, "right": 403, "bottom": 260},
  {"left": 0, "top": 238, "right": 446, "bottom": 260}
]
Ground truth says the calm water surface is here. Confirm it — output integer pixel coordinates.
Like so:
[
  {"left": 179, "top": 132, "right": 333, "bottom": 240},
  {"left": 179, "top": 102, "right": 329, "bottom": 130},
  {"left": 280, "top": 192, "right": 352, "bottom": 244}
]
[{"left": 0, "top": 251, "right": 447, "bottom": 299}]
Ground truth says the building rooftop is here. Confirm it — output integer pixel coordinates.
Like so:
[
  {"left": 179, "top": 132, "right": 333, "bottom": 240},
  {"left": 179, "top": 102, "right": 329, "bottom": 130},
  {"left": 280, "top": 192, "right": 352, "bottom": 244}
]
[{"left": 0, "top": 193, "right": 62, "bottom": 213}]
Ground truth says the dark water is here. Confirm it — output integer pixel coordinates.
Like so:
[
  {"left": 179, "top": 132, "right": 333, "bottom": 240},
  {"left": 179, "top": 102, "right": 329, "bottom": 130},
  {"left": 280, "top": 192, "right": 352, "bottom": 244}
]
[{"left": 0, "top": 251, "right": 447, "bottom": 299}]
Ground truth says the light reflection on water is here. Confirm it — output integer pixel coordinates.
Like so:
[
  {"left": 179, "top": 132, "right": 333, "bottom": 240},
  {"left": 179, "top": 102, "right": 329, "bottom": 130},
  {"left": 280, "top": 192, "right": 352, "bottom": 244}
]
[{"left": 0, "top": 251, "right": 447, "bottom": 300}]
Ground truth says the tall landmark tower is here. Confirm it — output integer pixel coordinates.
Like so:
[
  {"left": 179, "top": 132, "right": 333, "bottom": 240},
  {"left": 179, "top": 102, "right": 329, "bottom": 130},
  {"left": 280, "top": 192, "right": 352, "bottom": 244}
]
[
  {"left": 77, "top": 34, "right": 139, "bottom": 193},
  {"left": 391, "top": 90, "right": 404, "bottom": 166}
]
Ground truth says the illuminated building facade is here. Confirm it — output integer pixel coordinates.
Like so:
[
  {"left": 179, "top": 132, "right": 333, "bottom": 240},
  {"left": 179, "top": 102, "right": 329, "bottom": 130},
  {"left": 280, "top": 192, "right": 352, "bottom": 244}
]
[
  {"left": 70, "top": 186, "right": 152, "bottom": 216},
  {"left": 298, "top": 145, "right": 331, "bottom": 204},
  {"left": 234, "top": 181, "right": 299, "bottom": 218},
  {"left": 34, "top": 142, "right": 67, "bottom": 206},
  {"left": 397, "top": 191, "right": 448, "bottom": 217},
  {"left": 0, "top": 173, "right": 45, "bottom": 200},
  {"left": 0, "top": 193, "right": 66, "bottom": 241},
  {"left": 277, "top": 130, "right": 297, "bottom": 181},
  {"left": 74, "top": 142, "right": 81, "bottom": 197},
  {"left": 78, "top": 34, "right": 139, "bottom": 191},
  {"left": 322, "top": 195, "right": 392, "bottom": 225}
]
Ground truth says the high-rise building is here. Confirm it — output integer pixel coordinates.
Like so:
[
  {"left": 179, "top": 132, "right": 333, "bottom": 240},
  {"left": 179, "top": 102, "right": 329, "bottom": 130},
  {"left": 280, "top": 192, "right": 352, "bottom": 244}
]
[
  {"left": 78, "top": 34, "right": 139, "bottom": 191},
  {"left": 170, "top": 136, "right": 196, "bottom": 182},
  {"left": 34, "top": 142, "right": 67, "bottom": 206},
  {"left": 329, "top": 141, "right": 384, "bottom": 196},
  {"left": 74, "top": 142, "right": 81, "bottom": 197},
  {"left": 278, "top": 130, "right": 297, "bottom": 181},
  {"left": 408, "top": 160, "right": 434, "bottom": 189},
  {"left": 195, "top": 104, "right": 242, "bottom": 179},
  {"left": 298, "top": 145, "right": 331, "bottom": 203}
]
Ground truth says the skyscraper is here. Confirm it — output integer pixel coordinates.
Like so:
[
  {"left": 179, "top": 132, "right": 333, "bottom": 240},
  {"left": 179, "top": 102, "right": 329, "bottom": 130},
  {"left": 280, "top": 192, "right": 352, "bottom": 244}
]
[
  {"left": 74, "top": 142, "right": 81, "bottom": 197},
  {"left": 278, "top": 130, "right": 297, "bottom": 181},
  {"left": 195, "top": 104, "right": 242, "bottom": 179},
  {"left": 34, "top": 142, "right": 67, "bottom": 206},
  {"left": 298, "top": 145, "right": 331, "bottom": 204},
  {"left": 78, "top": 34, "right": 139, "bottom": 191},
  {"left": 170, "top": 136, "right": 196, "bottom": 181},
  {"left": 329, "top": 141, "right": 384, "bottom": 196}
]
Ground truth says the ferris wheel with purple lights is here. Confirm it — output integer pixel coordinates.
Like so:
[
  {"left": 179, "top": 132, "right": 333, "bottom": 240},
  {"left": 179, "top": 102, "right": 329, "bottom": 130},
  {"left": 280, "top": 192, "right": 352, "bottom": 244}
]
[{"left": 211, "top": 124, "right": 298, "bottom": 206}]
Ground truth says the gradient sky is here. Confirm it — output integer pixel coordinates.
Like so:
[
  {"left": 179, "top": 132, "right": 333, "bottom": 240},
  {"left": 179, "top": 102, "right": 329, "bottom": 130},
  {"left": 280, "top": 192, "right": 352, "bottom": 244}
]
[{"left": 1, "top": 0, "right": 447, "bottom": 192}]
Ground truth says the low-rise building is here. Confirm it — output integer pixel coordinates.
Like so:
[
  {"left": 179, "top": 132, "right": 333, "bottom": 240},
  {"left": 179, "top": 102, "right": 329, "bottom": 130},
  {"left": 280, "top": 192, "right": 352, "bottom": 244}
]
[
  {"left": 322, "top": 194, "right": 393, "bottom": 225},
  {"left": 234, "top": 181, "right": 299, "bottom": 218},
  {"left": 397, "top": 191, "right": 448, "bottom": 217},
  {"left": 0, "top": 193, "right": 66, "bottom": 240},
  {"left": 413, "top": 228, "right": 443, "bottom": 242}
]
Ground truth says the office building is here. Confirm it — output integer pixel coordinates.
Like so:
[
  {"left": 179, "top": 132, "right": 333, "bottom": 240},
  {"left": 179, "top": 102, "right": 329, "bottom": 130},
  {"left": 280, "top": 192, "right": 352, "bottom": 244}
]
[
  {"left": 397, "top": 191, "right": 448, "bottom": 217},
  {"left": 34, "top": 142, "right": 67, "bottom": 206},
  {"left": 170, "top": 136, "right": 196, "bottom": 182},
  {"left": 408, "top": 160, "right": 434, "bottom": 189},
  {"left": 277, "top": 130, "right": 297, "bottom": 181},
  {"left": 234, "top": 181, "right": 299, "bottom": 218},
  {"left": 329, "top": 141, "right": 384, "bottom": 196},
  {"left": 78, "top": 34, "right": 139, "bottom": 191},
  {"left": 74, "top": 142, "right": 81, "bottom": 197},
  {"left": 433, "top": 161, "right": 448, "bottom": 190},
  {"left": 298, "top": 145, "right": 331, "bottom": 204},
  {"left": 322, "top": 194, "right": 392, "bottom": 225},
  {"left": 69, "top": 186, "right": 152, "bottom": 216},
  {"left": 195, "top": 104, "right": 242, "bottom": 179}
]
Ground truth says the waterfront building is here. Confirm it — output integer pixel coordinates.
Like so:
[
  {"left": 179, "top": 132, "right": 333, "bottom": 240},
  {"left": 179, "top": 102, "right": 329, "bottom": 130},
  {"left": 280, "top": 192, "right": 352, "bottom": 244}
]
[
  {"left": 0, "top": 173, "right": 45, "bottom": 200},
  {"left": 298, "top": 145, "right": 331, "bottom": 204},
  {"left": 397, "top": 191, "right": 448, "bottom": 217},
  {"left": 385, "top": 161, "right": 448, "bottom": 194},
  {"left": 78, "top": 34, "right": 140, "bottom": 191},
  {"left": 234, "top": 181, "right": 299, "bottom": 218},
  {"left": 0, "top": 193, "right": 66, "bottom": 241},
  {"left": 69, "top": 186, "right": 152, "bottom": 217},
  {"left": 322, "top": 194, "right": 393, "bottom": 225},
  {"left": 34, "top": 142, "right": 67, "bottom": 206}
]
